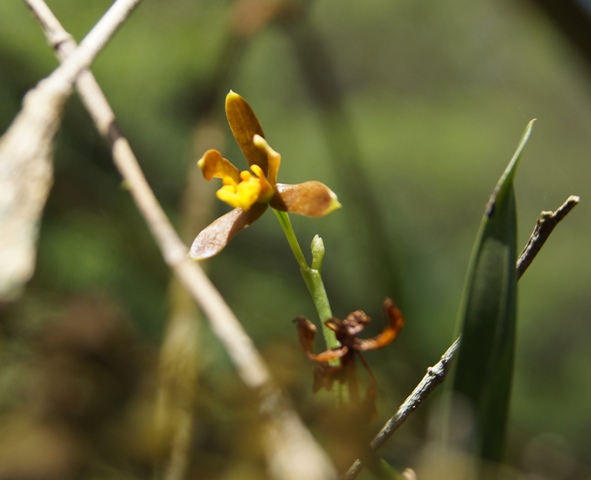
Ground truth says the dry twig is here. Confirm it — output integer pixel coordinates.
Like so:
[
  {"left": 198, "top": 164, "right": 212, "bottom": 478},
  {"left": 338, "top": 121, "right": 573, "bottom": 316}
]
[{"left": 517, "top": 195, "right": 580, "bottom": 277}]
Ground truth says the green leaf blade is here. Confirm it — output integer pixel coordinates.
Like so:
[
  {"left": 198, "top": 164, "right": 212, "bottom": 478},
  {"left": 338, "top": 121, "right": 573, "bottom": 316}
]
[{"left": 448, "top": 120, "right": 534, "bottom": 469}]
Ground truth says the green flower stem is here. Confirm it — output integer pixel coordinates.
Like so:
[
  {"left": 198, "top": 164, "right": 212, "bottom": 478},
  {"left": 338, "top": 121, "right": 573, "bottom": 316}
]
[
  {"left": 273, "top": 209, "right": 340, "bottom": 351},
  {"left": 301, "top": 265, "right": 342, "bottom": 352},
  {"left": 273, "top": 208, "right": 308, "bottom": 270}
]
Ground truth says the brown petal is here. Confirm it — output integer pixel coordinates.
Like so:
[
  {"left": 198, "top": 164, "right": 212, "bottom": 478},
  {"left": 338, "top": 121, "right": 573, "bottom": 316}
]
[
  {"left": 309, "top": 346, "right": 349, "bottom": 363},
  {"left": 293, "top": 316, "right": 316, "bottom": 354},
  {"left": 293, "top": 317, "right": 348, "bottom": 363},
  {"left": 270, "top": 182, "right": 341, "bottom": 217},
  {"left": 355, "top": 298, "right": 404, "bottom": 351},
  {"left": 225, "top": 91, "right": 268, "bottom": 174},
  {"left": 189, "top": 203, "right": 267, "bottom": 260}
]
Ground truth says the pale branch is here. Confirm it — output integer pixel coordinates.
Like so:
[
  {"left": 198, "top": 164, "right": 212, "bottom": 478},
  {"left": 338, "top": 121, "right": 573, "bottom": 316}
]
[
  {"left": 343, "top": 195, "right": 580, "bottom": 480},
  {"left": 0, "top": 0, "right": 143, "bottom": 301},
  {"left": 26, "top": 2, "right": 337, "bottom": 479},
  {"left": 29, "top": 0, "right": 143, "bottom": 88}
]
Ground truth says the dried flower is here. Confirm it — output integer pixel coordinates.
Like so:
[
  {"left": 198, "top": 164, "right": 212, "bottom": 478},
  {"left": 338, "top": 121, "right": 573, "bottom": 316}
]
[{"left": 294, "top": 298, "right": 404, "bottom": 417}]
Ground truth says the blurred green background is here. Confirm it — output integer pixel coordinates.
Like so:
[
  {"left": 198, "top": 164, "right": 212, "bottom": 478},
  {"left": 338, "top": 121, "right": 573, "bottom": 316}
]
[{"left": 1, "top": 0, "right": 590, "bottom": 478}]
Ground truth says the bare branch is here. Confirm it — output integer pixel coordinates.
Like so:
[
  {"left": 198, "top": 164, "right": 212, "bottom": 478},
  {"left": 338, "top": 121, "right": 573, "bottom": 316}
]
[
  {"left": 517, "top": 195, "right": 580, "bottom": 278},
  {"left": 343, "top": 195, "right": 580, "bottom": 480},
  {"left": 26, "top": 2, "right": 336, "bottom": 479},
  {"left": 28, "top": 0, "right": 143, "bottom": 87},
  {"left": 0, "top": 0, "right": 142, "bottom": 301}
]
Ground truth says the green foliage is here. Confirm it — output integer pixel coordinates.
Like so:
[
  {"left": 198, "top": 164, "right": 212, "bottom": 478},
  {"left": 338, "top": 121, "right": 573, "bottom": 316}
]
[{"left": 447, "top": 121, "right": 534, "bottom": 470}]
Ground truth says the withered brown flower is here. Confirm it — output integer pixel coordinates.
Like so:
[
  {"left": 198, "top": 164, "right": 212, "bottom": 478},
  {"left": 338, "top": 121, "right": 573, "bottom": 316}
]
[{"left": 293, "top": 298, "right": 404, "bottom": 417}]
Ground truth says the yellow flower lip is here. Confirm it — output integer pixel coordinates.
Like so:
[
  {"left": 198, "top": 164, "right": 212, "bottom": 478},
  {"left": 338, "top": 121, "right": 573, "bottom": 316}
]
[
  {"left": 214, "top": 164, "right": 273, "bottom": 211},
  {"left": 198, "top": 148, "right": 274, "bottom": 211}
]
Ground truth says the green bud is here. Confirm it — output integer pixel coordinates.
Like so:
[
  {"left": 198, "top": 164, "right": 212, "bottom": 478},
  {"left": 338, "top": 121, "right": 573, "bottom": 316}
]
[{"left": 311, "top": 235, "right": 325, "bottom": 271}]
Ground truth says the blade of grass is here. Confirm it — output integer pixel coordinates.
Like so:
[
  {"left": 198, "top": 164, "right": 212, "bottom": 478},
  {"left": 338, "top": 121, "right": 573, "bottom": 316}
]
[{"left": 447, "top": 120, "right": 535, "bottom": 470}]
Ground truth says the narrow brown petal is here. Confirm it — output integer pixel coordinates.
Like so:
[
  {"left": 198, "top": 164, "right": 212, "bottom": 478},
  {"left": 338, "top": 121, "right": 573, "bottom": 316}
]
[
  {"left": 308, "top": 347, "right": 349, "bottom": 363},
  {"left": 293, "top": 316, "right": 317, "bottom": 354},
  {"left": 293, "top": 317, "right": 349, "bottom": 363},
  {"left": 225, "top": 91, "right": 268, "bottom": 174},
  {"left": 293, "top": 317, "right": 349, "bottom": 362},
  {"left": 355, "top": 298, "right": 404, "bottom": 351},
  {"left": 189, "top": 203, "right": 267, "bottom": 260},
  {"left": 271, "top": 182, "right": 341, "bottom": 217}
]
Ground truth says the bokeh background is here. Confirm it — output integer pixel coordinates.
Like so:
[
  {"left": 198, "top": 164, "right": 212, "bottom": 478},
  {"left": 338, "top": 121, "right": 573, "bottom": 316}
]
[{"left": 1, "top": 0, "right": 590, "bottom": 478}]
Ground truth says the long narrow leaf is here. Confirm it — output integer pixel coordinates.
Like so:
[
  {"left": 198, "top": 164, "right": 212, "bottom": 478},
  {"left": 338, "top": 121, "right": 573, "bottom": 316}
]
[{"left": 449, "top": 120, "right": 535, "bottom": 470}]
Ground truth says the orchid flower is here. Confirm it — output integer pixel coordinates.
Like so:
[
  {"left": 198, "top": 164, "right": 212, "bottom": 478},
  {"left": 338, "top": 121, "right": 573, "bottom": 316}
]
[{"left": 190, "top": 91, "right": 341, "bottom": 260}]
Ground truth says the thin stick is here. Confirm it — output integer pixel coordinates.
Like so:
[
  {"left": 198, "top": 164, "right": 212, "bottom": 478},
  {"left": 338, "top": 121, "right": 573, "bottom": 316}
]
[
  {"left": 343, "top": 195, "right": 580, "bottom": 480},
  {"left": 35, "top": 0, "right": 143, "bottom": 87},
  {"left": 517, "top": 195, "right": 580, "bottom": 278},
  {"left": 25, "top": 2, "right": 336, "bottom": 479}
]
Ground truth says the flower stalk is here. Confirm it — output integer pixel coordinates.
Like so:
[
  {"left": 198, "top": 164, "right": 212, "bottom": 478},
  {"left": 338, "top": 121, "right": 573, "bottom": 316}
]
[{"left": 273, "top": 209, "right": 340, "bottom": 352}]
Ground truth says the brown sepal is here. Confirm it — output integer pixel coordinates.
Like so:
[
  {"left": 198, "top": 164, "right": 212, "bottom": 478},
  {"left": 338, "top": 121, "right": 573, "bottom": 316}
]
[
  {"left": 293, "top": 317, "right": 348, "bottom": 363},
  {"left": 189, "top": 203, "right": 267, "bottom": 260},
  {"left": 293, "top": 316, "right": 316, "bottom": 355},
  {"left": 225, "top": 91, "right": 268, "bottom": 174},
  {"left": 355, "top": 298, "right": 404, "bottom": 352},
  {"left": 271, "top": 182, "right": 340, "bottom": 217}
]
